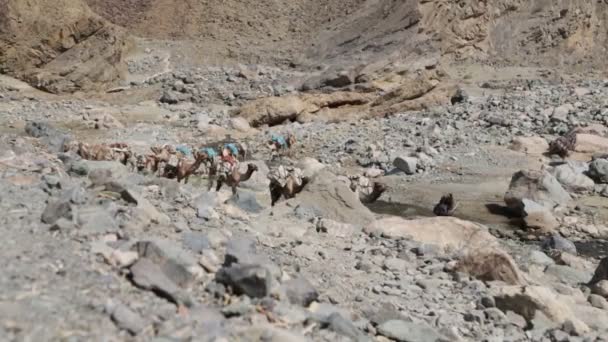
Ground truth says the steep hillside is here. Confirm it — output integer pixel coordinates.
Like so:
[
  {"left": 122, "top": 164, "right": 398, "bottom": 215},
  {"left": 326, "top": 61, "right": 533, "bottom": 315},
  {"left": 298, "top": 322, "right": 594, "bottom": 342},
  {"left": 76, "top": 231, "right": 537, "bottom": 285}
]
[
  {"left": 0, "top": 0, "right": 132, "bottom": 93},
  {"left": 85, "top": 0, "right": 608, "bottom": 70}
]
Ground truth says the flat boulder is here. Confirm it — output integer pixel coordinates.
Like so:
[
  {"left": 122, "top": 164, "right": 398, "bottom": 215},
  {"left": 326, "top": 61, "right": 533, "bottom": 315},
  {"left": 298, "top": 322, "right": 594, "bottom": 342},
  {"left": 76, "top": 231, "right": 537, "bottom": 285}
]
[
  {"left": 574, "top": 134, "right": 608, "bottom": 154},
  {"left": 504, "top": 169, "right": 571, "bottom": 214},
  {"left": 364, "top": 216, "right": 498, "bottom": 253},
  {"left": 510, "top": 136, "right": 549, "bottom": 155},
  {"left": 288, "top": 170, "right": 375, "bottom": 225}
]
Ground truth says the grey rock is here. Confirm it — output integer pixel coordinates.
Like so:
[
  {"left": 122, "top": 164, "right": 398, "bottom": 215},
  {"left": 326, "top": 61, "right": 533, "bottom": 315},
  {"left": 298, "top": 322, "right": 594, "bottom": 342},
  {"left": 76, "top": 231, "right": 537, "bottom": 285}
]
[
  {"left": 77, "top": 206, "right": 119, "bottom": 235},
  {"left": 224, "top": 236, "right": 258, "bottom": 267},
  {"left": 484, "top": 308, "right": 506, "bottom": 322},
  {"left": 194, "top": 192, "right": 219, "bottom": 220},
  {"left": 544, "top": 265, "right": 590, "bottom": 285},
  {"left": 504, "top": 170, "right": 571, "bottom": 215},
  {"left": 25, "top": 121, "right": 71, "bottom": 153},
  {"left": 588, "top": 294, "right": 608, "bottom": 309},
  {"left": 542, "top": 235, "right": 577, "bottom": 255},
  {"left": 281, "top": 277, "right": 319, "bottom": 307},
  {"left": 215, "top": 264, "right": 272, "bottom": 298},
  {"left": 294, "top": 204, "right": 323, "bottom": 221},
  {"left": 393, "top": 156, "right": 418, "bottom": 175},
  {"left": 106, "top": 301, "right": 146, "bottom": 335},
  {"left": 588, "top": 158, "right": 608, "bottom": 184},
  {"left": 49, "top": 217, "right": 76, "bottom": 231},
  {"left": 221, "top": 298, "right": 254, "bottom": 317},
  {"left": 182, "top": 232, "right": 210, "bottom": 254},
  {"left": 528, "top": 250, "right": 555, "bottom": 266},
  {"left": 326, "top": 313, "right": 368, "bottom": 341},
  {"left": 505, "top": 311, "right": 527, "bottom": 328},
  {"left": 383, "top": 257, "right": 408, "bottom": 272},
  {"left": 129, "top": 258, "right": 191, "bottom": 306},
  {"left": 131, "top": 240, "right": 197, "bottom": 288},
  {"left": 41, "top": 199, "right": 72, "bottom": 224},
  {"left": 551, "top": 162, "right": 594, "bottom": 193},
  {"left": 377, "top": 320, "right": 446, "bottom": 342},
  {"left": 364, "top": 303, "right": 407, "bottom": 326}
]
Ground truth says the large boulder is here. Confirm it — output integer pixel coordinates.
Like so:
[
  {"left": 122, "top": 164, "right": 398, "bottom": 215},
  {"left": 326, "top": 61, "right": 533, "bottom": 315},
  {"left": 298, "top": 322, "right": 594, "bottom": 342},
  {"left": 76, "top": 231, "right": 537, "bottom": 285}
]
[
  {"left": 588, "top": 158, "right": 608, "bottom": 184},
  {"left": 364, "top": 216, "right": 499, "bottom": 253},
  {"left": 296, "top": 158, "right": 326, "bottom": 179},
  {"left": 550, "top": 162, "right": 594, "bottom": 193},
  {"left": 282, "top": 170, "right": 375, "bottom": 226},
  {"left": 237, "top": 96, "right": 311, "bottom": 127},
  {"left": 574, "top": 134, "right": 608, "bottom": 154},
  {"left": 504, "top": 170, "right": 571, "bottom": 215}
]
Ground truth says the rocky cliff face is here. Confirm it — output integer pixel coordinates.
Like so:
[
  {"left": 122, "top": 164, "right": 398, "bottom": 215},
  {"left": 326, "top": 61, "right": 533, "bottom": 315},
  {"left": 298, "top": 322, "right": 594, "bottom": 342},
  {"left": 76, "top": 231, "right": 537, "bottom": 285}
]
[{"left": 0, "top": 0, "right": 132, "bottom": 94}]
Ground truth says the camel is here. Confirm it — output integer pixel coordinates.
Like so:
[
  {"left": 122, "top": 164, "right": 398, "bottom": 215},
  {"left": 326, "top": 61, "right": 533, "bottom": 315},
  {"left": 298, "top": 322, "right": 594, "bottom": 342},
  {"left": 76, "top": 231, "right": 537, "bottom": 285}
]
[
  {"left": 358, "top": 182, "right": 387, "bottom": 204},
  {"left": 150, "top": 145, "right": 177, "bottom": 177},
  {"left": 269, "top": 175, "right": 310, "bottom": 206},
  {"left": 548, "top": 129, "right": 577, "bottom": 158},
  {"left": 433, "top": 193, "right": 458, "bottom": 216},
  {"left": 216, "top": 163, "right": 258, "bottom": 197},
  {"left": 268, "top": 133, "right": 296, "bottom": 157},
  {"left": 175, "top": 150, "right": 210, "bottom": 184},
  {"left": 348, "top": 175, "right": 387, "bottom": 204}
]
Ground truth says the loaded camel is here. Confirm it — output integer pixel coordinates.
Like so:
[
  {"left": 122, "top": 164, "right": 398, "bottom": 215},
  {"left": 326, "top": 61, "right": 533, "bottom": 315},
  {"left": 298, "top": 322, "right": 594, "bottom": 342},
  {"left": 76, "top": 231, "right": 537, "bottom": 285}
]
[
  {"left": 268, "top": 133, "right": 297, "bottom": 158},
  {"left": 348, "top": 175, "right": 387, "bottom": 204},
  {"left": 269, "top": 172, "right": 310, "bottom": 206},
  {"left": 216, "top": 163, "right": 259, "bottom": 197},
  {"left": 175, "top": 150, "right": 211, "bottom": 184},
  {"left": 548, "top": 129, "right": 577, "bottom": 158}
]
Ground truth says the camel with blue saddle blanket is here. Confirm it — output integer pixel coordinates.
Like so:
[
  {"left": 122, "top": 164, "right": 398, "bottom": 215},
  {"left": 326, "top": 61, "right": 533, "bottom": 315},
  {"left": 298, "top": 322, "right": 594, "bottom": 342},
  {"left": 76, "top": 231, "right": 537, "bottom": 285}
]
[{"left": 268, "top": 133, "right": 296, "bottom": 158}]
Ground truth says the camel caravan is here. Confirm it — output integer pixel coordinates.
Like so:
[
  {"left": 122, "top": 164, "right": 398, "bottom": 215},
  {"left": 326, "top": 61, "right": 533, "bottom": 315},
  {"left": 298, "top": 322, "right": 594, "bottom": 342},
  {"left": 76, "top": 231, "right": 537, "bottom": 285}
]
[{"left": 60, "top": 132, "right": 388, "bottom": 206}]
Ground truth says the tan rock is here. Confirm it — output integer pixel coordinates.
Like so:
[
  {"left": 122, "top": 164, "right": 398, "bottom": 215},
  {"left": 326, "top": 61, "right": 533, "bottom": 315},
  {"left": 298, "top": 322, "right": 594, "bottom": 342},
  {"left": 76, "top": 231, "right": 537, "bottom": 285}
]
[
  {"left": 574, "top": 134, "right": 608, "bottom": 154},
  {"left": 492, "top": 286, "right": 580, "bottom": 325},
  {"left": 510, "top": 137, "right": 549, "bottom": 155},
  {"left": 455, "top": 249, "right": 526, "bottom": 285},
  {"left": 592, "top": 280, "right": 608, "bottom": 298},
  {"left": 238, "top": 96, "right": 311, "bottom": 127},
  {"left": 364, "top": 216, "right": 499, "bottom": 253}
]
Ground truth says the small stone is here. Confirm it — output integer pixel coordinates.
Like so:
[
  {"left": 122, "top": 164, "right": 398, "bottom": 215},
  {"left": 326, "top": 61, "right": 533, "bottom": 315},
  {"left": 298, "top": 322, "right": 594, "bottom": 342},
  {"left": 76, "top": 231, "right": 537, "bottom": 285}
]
[
  {"left": 393, "top": 156, "right": 418, "bottom": 175},
  {"left": 106, "top": 301, "right": 146, "bottom": 335},
  {"left": 588, "top": 294, "right": 608, "bottom": 309},
  {"left": 562, "top": 318, "right": 590, "bottom": 336},
  {"left": 592, "top": 280, "right": 608, "bottom": 298},
  {"left": 542, "top": 235, "right": 577, "bottom": 255},
  {"left": 505, "top": 311, "right": 527, "bottom": 328},
  {"left": 281, "top": 277, "right": 319, "bottom": 307},
  {"left": 377, "top": 320, "right": 446, "bottom": 342},
  {"left": 182, "top": 232, "right": 210, "bottom": 254},
  {"left": 383, "top": 257, "right": 408, "bottom": 272},
  {"left": 49, "top": 217, "right": 76, "bottom": 231},
  {"left": 215, "top": 264, "right": 272, "bottom": 298}
]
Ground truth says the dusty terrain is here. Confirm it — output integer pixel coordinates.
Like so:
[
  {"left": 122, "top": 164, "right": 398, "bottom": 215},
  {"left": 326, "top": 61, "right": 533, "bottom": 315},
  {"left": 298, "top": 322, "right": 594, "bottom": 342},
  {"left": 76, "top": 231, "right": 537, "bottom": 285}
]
[{"left": 2, "top": 0, "right": 608, "bottom": 341}]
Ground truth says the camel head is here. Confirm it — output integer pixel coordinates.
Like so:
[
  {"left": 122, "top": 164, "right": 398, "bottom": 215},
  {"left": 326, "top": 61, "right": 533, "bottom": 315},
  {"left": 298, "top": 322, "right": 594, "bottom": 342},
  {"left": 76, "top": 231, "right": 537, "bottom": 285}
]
[
  {"left": 247, "top": 163, "right": 259, "bottom": 173},
  {"left": 373, "top": 182, "right": 388, "bottom": 195}
]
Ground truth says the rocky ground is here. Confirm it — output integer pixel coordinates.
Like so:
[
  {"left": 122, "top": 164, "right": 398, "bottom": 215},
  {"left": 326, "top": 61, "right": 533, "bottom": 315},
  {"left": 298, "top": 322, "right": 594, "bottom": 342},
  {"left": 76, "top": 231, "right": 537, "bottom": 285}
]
[
  {"left": 3, "top": 62, "right": 608, "bottom": 342},
  {"left": 3, "top": 1, "right": 608, "bottom": 341}
]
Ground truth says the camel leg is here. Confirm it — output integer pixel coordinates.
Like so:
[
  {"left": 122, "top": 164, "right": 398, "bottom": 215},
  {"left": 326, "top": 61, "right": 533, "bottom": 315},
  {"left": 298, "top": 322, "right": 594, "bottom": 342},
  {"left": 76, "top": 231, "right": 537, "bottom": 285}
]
[
  {"left": 231, "top": 184, "right": 238, "bottom": 198},
  {"left": 270, "top": 185, "right": 282, "bottom": 206},
  {"left": 207, "top": 169, "right": 216, "bottom": 191},
  {"left": 216, "top": 177, "right": 223, "bottom": 192}
]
